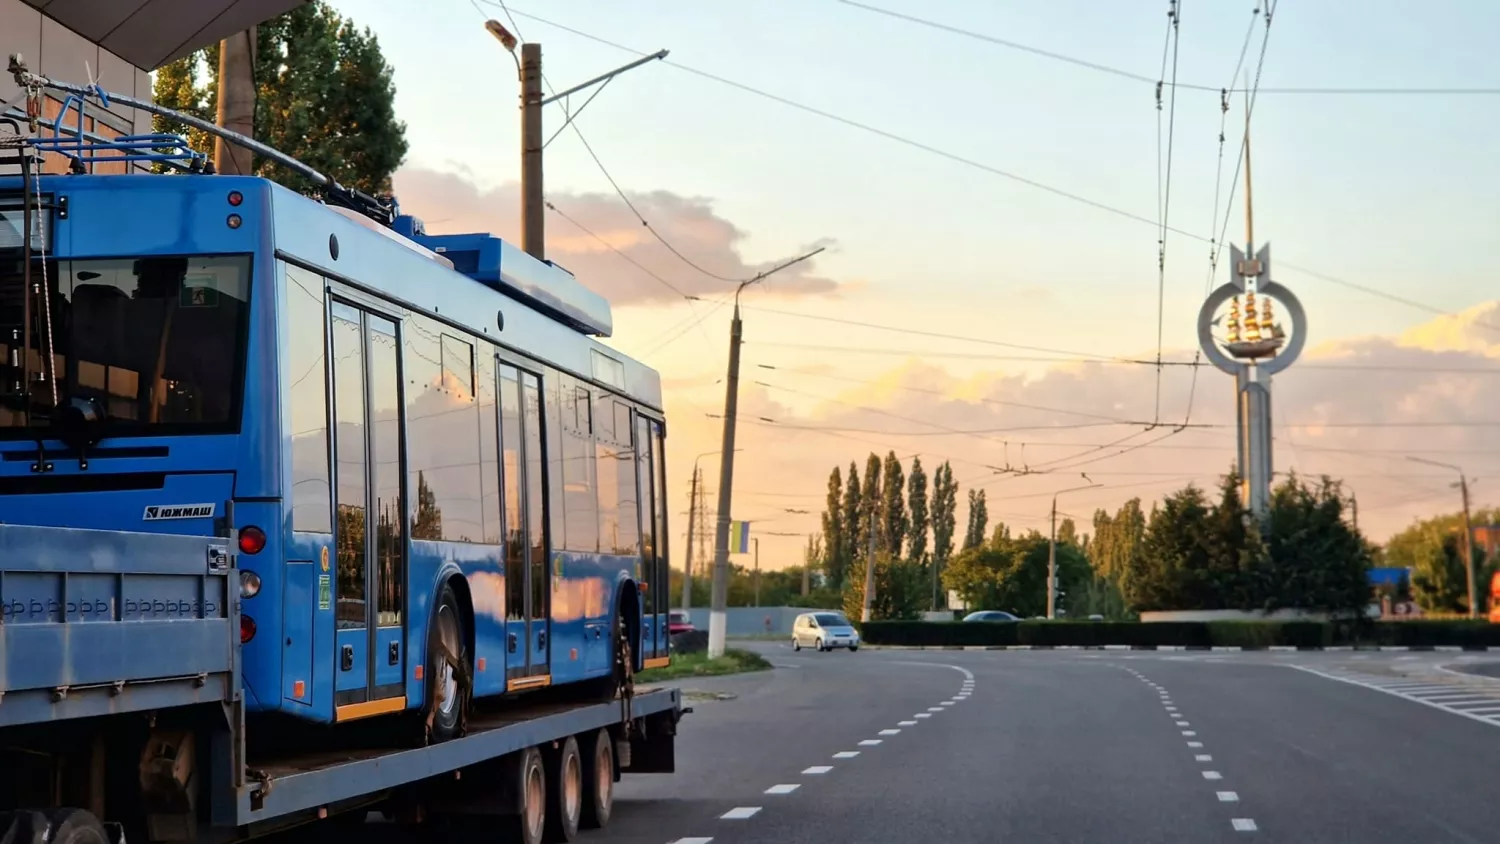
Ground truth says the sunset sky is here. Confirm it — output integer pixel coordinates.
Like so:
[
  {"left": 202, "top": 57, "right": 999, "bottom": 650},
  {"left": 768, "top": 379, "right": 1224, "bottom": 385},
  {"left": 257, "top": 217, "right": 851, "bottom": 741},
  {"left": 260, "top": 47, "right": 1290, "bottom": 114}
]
[{"left": 331, "top": 0, "right": 1500, "bottom": 568}]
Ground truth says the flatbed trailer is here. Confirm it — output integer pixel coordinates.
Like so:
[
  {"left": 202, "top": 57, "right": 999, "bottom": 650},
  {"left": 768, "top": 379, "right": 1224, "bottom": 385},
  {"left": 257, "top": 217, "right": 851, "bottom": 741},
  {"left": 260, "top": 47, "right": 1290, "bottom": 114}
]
[{"left": 0, "top": 682, "right": 687, "bottom": 844}]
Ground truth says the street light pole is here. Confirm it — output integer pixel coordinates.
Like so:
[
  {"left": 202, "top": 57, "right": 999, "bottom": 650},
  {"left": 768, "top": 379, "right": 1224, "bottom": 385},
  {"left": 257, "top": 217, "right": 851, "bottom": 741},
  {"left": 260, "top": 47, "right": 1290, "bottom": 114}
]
[
  {"left": 484, "top": 21, "right": 667, "bottom": 260},
  {"left": 1409, "top": 456, "right": 1477, "bottom": 618},
  {"left": 707, "top": 247, "right": 827, "bottom": 658},
  {"left": 1048, "top": 483, "right": 1101, "bottom": 619}
]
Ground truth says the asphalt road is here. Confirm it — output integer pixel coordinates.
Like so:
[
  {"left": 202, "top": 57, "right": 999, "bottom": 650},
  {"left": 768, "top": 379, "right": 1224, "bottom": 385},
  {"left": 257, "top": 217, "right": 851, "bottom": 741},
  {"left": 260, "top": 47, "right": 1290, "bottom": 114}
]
[{"left": 598, "top": 645, "right": 1500, "bottom": 844}]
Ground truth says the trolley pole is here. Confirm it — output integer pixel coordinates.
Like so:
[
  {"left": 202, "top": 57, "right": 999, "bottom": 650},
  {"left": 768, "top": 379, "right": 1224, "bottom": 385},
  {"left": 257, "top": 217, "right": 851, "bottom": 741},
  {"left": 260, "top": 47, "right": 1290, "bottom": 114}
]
[{"left": 706, "top": 247, "right": 826, "bottom": 658}]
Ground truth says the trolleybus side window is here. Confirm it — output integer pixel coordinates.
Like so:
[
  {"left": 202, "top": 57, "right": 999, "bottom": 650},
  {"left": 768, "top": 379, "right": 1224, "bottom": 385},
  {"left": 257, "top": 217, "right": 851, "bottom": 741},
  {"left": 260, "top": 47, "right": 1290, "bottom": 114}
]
[
  {"left": 477, "top": 350, "right": 502, "bottom": 544},
  {"left": 558, "top": 374, "right": 599, "bottom": 553},
  {"left": 330, "top": 301, "right": 367, "bottom": 629},
  {"left": 368, "top": 316, "right": 404, "bottom": 628},
  {"left": 499, "top": 364, "right": 527, "bottom": 624},
  {"left": 522, "top": 373, "right": 547, "bottom": 623},
  {"left": 286, "top": 264, "right": 332, "bottom": 534},
  {"left": 401, "top": 314, "right": 487, "bottom": 545}
]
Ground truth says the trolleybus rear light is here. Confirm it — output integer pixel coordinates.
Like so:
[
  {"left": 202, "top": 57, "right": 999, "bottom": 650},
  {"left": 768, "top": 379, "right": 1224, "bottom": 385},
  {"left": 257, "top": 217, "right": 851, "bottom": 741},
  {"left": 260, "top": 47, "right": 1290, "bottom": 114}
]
[
  {"left": 241, "top": 615, "right": 257, "bottom": 644},
  {"left": 227, "top": 213, "right": 242, "bottom": 229},
  {"left": 240, "top": 570, "right": 262, "bottom": 598},
  {"left": 238, "top": 526, "right": 266, "bottom": 555},
  {"left": 228, "top": 190, "right": 243, "bottom": 206}
]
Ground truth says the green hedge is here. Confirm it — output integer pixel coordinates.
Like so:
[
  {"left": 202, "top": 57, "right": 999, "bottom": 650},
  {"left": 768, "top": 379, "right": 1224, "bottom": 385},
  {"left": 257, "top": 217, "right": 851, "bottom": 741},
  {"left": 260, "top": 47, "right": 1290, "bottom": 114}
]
[{"left": 859, "top": 620, "right": 1500, "bottom": 649}]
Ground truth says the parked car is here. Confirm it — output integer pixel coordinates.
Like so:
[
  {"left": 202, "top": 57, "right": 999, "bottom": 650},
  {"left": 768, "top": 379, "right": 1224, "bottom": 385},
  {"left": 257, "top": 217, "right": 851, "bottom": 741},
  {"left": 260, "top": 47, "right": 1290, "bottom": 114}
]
[
  {"left": 962, "top": 610, "right": 1021, "bottom": 622},
  {"left": 668, "top": 610, "right": 695, "bottom": 635},
  {"left": 792, "top": 611, "right": 860, "bottom": 652}
]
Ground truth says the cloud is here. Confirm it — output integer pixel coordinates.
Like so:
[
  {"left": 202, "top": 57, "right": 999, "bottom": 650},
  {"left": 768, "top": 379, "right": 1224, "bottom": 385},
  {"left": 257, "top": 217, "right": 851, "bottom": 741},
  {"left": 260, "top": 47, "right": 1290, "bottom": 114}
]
[
  {"left": 390, "top": 167, "right": 840, "bottom": 306},
  {"left": 664, "top": 302, "right": 1500, "bottom": 567}
]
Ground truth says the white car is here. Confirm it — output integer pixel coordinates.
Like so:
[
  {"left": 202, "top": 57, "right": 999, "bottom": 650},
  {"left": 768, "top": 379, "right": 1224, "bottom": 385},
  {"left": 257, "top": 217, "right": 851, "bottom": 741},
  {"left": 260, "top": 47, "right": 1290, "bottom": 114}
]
[{"left": 791, "top": 612, "right": 860, "bottom": 652}]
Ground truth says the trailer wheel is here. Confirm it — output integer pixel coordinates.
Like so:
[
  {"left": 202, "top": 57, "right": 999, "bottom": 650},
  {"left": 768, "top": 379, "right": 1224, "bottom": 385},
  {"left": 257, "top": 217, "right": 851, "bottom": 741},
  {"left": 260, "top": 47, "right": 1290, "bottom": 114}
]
[
  {"left": 543, "top": 736, "right": 583, "bottom": 842},
  {"left": 44, "top": 810, "right": 108, "bottom": 844},
  {"left": 504, "top": 746, "right": 547, "bottom": 844},
  {"left": 425, "top": 582, "right": 471, "bottom": 743},
  {"left": 579, "top": 728, "right": 615, "bottom": 830},
  {"left": 0, "top": 810, "right": 48, "bottom": 844}
]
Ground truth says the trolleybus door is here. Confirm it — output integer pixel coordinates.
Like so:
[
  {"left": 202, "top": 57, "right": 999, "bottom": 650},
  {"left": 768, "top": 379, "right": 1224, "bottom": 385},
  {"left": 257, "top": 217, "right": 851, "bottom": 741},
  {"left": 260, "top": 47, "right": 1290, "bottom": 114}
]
[
  {"left": 329, "top": 301, "right": 408, "bottom": 714},
  {"left": 500, "top": 363, "right": 551, "bottom": 684},
  {"left": 637, "top": 415, "right": 670, "bottom": 663}
]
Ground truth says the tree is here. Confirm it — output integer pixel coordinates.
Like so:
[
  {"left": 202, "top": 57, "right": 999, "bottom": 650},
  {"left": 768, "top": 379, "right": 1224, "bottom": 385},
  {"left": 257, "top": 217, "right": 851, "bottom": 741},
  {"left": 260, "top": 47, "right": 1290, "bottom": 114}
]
[
  {"left": 880, "top": 451, "right": 908, "bottom": 560},
  {"left": 908, "top": 456, "right": 930, "bottom": 567},
  {"left": 860, "top": 453, "right": 883, "bottom": 555},
  {"left": 1258, "top": 473, "right": 1371, "bottom": 615},
  {"left": 963, "top": 489, "right": 988, "bottom": 550},
  {"left": 931, "top": 461, "right": 958, "bottom": 605},
  {"left": 821, "top": 466, "right": 846, "bottom": 589},
  {"left": 840, "top": 462, "right": 863, "bottom": 588},
  {"left": 1057, "top": 517, "right": 1078, "bottom": 548},
  {"left": 153, "top": 1, "right": 409, "bottom": 195},
  {"left": 1129, "top": 485, "right": 1213, "bottom": 611},
  {"left": 1385, "top": 506, "right": 1499, "bottom": 615},
  {"left": 943, "top": 530, "right": 1090, "bottom": 618}
]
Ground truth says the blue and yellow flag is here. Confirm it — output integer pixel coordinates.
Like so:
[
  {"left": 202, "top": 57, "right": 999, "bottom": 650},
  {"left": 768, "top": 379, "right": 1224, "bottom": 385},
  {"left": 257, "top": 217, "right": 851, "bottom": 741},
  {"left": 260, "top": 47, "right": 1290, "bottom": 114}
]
[{"left": 730, "top": 520, "right": 751, "bottom": 554}]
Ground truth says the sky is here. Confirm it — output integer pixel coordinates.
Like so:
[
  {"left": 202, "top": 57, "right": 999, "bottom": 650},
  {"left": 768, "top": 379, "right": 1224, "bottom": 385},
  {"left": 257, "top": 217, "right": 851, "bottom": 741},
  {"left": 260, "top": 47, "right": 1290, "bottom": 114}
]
[{"left": 328, "top": 0, "right": 1500, "bottom": 568}]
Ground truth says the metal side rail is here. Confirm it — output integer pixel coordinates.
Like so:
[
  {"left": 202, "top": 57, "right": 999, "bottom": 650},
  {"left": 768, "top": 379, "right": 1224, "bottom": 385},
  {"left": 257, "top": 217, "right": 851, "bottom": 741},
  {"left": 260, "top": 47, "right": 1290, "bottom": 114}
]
[
  {"left": 0, "top": 523, "right": 237, "bottom": 727},
  {"left": 235, "top": 686, "right": 684, "bottom": 824}
]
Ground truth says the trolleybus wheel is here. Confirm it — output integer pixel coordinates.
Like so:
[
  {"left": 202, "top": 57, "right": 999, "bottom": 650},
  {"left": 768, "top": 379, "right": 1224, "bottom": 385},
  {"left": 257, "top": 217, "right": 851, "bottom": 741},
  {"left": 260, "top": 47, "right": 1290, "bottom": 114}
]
[
  {"left": 543, "top": 736, "right": 583, "bottom": 842},
  {"left": 579, "top": 728, "right": 615, "bottom": 830},
  {"left": 425, "top": 582, "right": 471, "bottom": 743},
  {"left": 504, "top": 746, "right": 547, "bottom": 844}
]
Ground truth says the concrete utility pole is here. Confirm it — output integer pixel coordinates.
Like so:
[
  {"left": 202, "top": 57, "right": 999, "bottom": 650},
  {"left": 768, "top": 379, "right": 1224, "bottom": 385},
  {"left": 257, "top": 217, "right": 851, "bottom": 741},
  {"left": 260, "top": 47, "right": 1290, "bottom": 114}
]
[
  {"left": 706, "top": 247, "right": 826, "bottom": 658},
  {"left": 752, "top": 538, "right": 760, "bottom": 607},
  {"left": 485, "top": 21, "right": 667, "bottom": 261},
  {"left": 1048, "top": 483, "right": 1100, "bottom": 619},
  {"left": 213, "top": 28, "right": 256, "bottom": 175},
  {"left": 1409, "top": 457, "right": 1478, "bottom": 618},
  {"left": 519, "top": 41, "right": 544, "bottom": 259},
  {"left": 681, "top": 466, "right": 698, "bottom": 610}
]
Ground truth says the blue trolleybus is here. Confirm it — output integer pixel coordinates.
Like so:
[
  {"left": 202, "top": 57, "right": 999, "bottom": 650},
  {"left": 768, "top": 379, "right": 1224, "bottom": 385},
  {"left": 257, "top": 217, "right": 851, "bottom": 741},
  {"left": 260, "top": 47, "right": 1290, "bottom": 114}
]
[{"left": 0, "top": 61, "right": 682, "bottom": 844}]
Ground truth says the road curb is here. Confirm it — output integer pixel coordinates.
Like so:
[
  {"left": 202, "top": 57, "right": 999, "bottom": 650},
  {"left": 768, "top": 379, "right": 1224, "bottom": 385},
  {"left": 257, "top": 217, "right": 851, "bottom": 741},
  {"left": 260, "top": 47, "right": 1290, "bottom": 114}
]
[{"left": 861, "top": 645, "right": 1482, "bottom": 652}]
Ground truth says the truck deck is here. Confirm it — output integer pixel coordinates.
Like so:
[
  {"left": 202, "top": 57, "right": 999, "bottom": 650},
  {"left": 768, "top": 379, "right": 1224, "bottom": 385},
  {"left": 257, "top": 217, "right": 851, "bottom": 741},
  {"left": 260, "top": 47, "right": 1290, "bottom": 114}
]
[{"left": 239, "top": 687, "right": 683, "bottom": 823}]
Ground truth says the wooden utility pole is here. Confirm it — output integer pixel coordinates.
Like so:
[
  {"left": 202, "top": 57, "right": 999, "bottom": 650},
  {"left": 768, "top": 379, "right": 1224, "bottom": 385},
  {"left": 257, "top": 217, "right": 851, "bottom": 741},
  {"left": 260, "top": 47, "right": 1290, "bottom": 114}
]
[
  {"left": 214, "top": 29, "right": 256, "bottom": 175},
  {"left": 519, "top": 42, "right": 544, "bottom": 259}
]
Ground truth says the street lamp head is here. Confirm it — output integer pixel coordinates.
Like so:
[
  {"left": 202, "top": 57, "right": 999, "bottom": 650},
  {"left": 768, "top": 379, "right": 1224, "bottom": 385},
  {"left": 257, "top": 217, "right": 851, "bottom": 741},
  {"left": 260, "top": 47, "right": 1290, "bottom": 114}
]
[{"left": 485, "top": 19, "right": 519, "bottom": 52}]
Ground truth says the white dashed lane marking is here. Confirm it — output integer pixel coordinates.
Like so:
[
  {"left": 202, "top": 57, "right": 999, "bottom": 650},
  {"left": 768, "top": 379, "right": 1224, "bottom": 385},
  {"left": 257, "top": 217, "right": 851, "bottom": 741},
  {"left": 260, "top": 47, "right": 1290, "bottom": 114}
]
[
  {"left": 669, "top": 838, "right": 713, "bottom": 844},
  {"left": 859, "top": 739, "right": 882, "bottom": 746},
  {"left": 720, "top": 807, "right": 761, "bottom": 820},
  {"left": 879, "top": 729, "right": 901, "bottom": 735},
  {"left": 803, "top": 765, "right": 833, "bottom": 775},
  {"left": 1127, "top": 667, "right": 1256, "bottom": 835},
  {"left": 833, "top": 751, "right": 860, "bottom": 759},
  {"left": 764, "top": 784, "right": 799, "bottom": 795}
]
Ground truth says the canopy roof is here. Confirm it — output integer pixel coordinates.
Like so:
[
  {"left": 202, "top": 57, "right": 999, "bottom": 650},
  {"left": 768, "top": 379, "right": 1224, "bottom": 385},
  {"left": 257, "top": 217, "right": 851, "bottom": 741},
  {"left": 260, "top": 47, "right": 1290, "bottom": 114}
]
[{"left": 24, "top": 0, "right": 307, "bottom": 70}]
